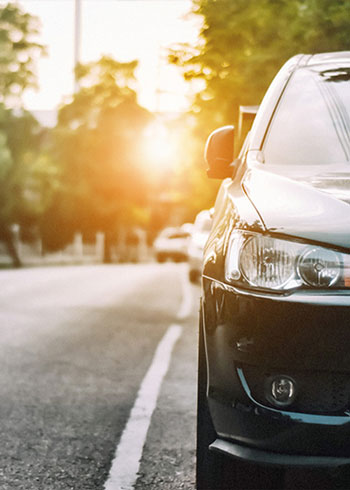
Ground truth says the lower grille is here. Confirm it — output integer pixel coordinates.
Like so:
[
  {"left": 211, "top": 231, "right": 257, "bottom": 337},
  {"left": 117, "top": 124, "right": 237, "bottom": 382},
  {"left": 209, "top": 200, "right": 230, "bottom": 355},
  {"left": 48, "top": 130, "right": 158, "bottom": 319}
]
[{"left": 241, "top": 364, "right": 350, "bottom": 414}]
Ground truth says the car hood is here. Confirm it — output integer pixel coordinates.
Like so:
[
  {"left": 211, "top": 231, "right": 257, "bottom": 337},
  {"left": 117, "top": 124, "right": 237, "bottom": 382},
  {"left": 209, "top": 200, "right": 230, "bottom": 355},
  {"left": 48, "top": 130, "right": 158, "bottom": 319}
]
[{"left": 243, "top": 167, "right": 350, "bottom": 250}]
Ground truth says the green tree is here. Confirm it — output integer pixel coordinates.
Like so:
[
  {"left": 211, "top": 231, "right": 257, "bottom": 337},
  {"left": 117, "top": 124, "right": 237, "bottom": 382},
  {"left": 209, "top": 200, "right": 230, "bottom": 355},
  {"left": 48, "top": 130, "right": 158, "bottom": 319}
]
[
  {"left": 0, "top": 2, "right": 44, "bottom": 104},
  {"left": 0, "top": 108, "right": 57, "bottom": 265},
  {"left": 45, "top": 57, "right": 151, "bottom": 262},
  {"left": 0, "top": 3, "right": 48, "bottom": 266}
]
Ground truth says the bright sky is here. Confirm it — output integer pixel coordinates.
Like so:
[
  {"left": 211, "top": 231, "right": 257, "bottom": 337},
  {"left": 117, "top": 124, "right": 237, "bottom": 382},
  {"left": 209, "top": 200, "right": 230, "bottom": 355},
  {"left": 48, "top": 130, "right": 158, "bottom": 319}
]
[{"left": 9, "top": 0, "right": 201, "bottom": 113}]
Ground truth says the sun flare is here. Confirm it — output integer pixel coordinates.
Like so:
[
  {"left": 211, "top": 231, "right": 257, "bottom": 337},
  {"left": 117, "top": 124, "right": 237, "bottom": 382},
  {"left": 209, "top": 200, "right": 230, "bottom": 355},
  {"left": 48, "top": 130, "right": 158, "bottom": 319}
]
[{"left": 143, "top": 121, "right": 178, "bottom": 170}]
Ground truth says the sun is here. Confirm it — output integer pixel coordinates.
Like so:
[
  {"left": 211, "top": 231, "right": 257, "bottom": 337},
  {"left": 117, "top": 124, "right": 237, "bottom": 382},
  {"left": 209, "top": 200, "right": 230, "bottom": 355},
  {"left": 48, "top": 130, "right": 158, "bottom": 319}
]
[{"left": 142, "top": 121, "right": 178, "bottom": 170}]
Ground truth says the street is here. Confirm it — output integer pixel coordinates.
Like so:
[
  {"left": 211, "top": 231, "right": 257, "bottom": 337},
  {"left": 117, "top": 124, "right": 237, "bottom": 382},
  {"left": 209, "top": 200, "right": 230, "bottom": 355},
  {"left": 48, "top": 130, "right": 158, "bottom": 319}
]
[{"left": 0, "top": 264, "right": 198, "bottom": 489}]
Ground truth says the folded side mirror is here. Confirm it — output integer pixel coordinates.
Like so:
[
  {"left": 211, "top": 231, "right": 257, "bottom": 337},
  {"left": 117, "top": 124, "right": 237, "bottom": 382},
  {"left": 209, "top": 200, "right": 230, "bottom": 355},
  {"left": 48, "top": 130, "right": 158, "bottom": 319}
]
[{"left": 204, "top": 125, "right": 235, "bottom": 179}]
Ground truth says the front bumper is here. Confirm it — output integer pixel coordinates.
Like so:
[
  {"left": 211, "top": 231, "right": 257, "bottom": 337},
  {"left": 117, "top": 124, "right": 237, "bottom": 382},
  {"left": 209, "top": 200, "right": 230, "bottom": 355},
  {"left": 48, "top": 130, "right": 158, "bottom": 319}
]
[
  {"left": 202, "top": 276, "right": 350, "bottom": 463},
  {"left": 210, "top": 438, "right": 350, "bottom": 468}
]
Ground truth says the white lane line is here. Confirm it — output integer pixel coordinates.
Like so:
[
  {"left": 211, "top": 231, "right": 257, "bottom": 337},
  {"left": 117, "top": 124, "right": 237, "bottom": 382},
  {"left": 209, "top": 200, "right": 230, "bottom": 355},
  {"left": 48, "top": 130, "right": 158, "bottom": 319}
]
[
  {"left": 177, "top": 269, "right": 193, "bottom": 320},
  {"left": 104, "top": 324, "right": 183, "bottom": 490}
]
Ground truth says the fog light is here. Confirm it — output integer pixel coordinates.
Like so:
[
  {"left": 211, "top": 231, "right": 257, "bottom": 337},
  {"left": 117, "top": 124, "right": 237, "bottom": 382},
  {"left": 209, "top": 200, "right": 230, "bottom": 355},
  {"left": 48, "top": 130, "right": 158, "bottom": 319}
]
[{"left": 265, "top": 376, "right": 297, "bottom": 407}]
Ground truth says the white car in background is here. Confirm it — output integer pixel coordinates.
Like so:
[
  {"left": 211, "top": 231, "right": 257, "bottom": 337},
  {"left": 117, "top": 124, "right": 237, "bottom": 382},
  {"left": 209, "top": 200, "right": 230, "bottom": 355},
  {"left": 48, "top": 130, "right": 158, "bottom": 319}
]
[
  {"left": 153, "top": 227, "right": 191, "bottom": 263},
  {"left": 188, "top": 210, "right": 212, "bottom": 282}
]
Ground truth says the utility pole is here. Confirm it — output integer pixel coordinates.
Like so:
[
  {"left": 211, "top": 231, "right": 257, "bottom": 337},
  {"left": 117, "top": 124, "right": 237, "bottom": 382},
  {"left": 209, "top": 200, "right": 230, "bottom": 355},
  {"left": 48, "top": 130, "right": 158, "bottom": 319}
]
[{"left": 74, "top": 0, "right": 82, "bottom": 92}]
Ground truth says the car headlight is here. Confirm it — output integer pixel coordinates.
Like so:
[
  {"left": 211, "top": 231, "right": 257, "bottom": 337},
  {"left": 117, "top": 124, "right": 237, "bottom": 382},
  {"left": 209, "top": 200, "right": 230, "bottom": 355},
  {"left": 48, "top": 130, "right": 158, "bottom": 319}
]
[{"left": 225, "top": 231, "right": 346, "bottom": 291}]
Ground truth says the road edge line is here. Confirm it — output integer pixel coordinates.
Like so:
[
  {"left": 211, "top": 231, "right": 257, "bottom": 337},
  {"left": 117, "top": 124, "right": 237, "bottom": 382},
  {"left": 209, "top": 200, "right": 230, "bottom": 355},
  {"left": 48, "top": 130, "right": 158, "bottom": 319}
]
[{"left": 103, "top": 324, "right": 183, "bottom": 490}]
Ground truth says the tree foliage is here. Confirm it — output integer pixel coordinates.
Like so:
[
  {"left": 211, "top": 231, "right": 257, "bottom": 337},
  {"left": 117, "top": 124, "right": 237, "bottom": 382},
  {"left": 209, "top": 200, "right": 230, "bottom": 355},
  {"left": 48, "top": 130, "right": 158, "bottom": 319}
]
[
  {"left": 44, "top": 57, "right": 152, "bottom": 261},
  {"left": 0, "top": 2, "right": 44, "bottom": 105},
  {"left": 0, "top": 3, "right": 51, "bottom": 265},
  {"left": 0, "top": 108, "right": 56, "bottom": 239}
]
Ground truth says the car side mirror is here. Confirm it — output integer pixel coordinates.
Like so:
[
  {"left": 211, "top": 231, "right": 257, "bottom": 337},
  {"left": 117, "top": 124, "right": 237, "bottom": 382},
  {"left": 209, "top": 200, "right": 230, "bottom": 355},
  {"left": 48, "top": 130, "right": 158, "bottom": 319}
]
[{"left": 204, "top": 125, "right": 235, "bottom": 179}]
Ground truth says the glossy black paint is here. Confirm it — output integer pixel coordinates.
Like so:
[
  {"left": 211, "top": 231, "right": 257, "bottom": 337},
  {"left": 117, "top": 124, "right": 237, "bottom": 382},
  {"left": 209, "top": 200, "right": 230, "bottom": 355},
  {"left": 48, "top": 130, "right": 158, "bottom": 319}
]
[
  {"left": 210, "top": 438, "right": 350, "bottom": 468},
  {"left": 243, "top": 168, "right": 350, "bottom": 250},
  {"left": 203, "top": 175, "right": 264, "bottom": 283},
  {"left": 201, "top": 52, "right": 350, "bottom": 466}
]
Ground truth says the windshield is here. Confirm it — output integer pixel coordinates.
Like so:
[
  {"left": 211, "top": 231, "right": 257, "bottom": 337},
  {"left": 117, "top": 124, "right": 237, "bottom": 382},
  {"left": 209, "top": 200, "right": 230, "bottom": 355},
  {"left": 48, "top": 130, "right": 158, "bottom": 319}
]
[{"left": 263, "top": 65, "right": 350, "bottom": 165}]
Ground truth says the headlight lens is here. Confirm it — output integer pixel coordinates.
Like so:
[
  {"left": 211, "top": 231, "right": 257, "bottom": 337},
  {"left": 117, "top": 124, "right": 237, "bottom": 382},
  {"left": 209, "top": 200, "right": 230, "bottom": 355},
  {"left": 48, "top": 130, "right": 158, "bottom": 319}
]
[
  {"left": 240, "top": 235, "right": 295, "bottom": 288},
  {"left": 297, "top": 247, "right": 341, "bottom": 287},
  {"left": 225, "top": 231, "right": 345, "bottom": 291}
]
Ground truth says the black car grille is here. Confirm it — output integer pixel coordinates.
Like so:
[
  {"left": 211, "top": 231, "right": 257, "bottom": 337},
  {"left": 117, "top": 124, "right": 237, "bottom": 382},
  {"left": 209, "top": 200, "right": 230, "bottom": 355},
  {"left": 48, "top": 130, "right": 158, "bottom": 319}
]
[{"left": 241, "top": 364, "right": 350, "bottom": 414}]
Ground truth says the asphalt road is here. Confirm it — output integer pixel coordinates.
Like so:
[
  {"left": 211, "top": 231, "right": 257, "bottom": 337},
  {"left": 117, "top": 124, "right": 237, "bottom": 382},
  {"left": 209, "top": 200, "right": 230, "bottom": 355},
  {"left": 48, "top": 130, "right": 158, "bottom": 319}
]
[{"left": 0, "top": 263, "right": 198, "bottom": 489}]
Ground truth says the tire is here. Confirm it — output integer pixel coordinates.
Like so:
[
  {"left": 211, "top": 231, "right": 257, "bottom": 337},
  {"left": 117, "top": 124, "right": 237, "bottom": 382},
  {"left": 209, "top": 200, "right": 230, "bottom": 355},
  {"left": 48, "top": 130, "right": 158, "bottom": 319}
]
[
  {"left": 197, "top": 303, "right": 285, "bottom": 490},
  {"left": 156, "top": 253, "right": 166, "bottom": 263}
]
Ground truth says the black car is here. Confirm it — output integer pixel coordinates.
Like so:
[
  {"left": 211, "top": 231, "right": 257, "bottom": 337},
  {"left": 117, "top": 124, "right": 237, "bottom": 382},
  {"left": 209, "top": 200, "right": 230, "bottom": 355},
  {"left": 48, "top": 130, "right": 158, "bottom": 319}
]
[{"left": 198, "top": 51, "right": 350, "bottom": 489}]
